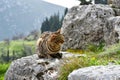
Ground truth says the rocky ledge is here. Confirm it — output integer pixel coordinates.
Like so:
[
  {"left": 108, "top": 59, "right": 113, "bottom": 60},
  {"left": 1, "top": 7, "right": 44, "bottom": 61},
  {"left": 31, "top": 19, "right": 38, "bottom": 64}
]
[{"left": 5, "top": 52, "right": 83, "bottom": 80}]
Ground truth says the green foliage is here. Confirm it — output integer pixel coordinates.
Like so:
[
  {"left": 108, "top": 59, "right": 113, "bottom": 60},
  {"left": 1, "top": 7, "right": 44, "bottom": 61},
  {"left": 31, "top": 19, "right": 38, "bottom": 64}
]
[
  {"left": 0, "top": 40, "right": 36, "bottom": 62},
  {"left": 0, "top": 63, "right": 10, "bottom": 80},
  {"left": 41, "top": 8, "right": 68, "bottom": 33},
  {"left": 87, "top": 42, "right": 105, "bottom": 53},
  {"left": 78, "top": 0, "right": 92, "bottom": 5},
  {"left": 59, "top": 42, "right": 120, "bottom": 80},
  {"left": 58, "top": 57, "right": 89, "bottom": 80},
  {"left": 99, "top": 42, "right": 120, "bottom": 57},
  {"left": 58, "top": 55, "right": 110, "bottom": 80},
  {"left": 9, "top": 40, "right": 35, "bottom": 53},
  {"left": 59, "top": 54, "right": 120, "bottom": 80}
]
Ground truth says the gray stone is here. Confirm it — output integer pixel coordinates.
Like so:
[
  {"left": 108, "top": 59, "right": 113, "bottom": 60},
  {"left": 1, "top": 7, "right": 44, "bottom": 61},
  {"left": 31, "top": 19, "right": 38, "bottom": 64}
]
[
  {"left": 68, "top": 65, "right": 120, "bottom": 80},
  {"left": 61, "top": 4, "right": 119, "bottom": 50},
  {"left": 5, "top": 52, "right": 83, "bottom": 80},
  {"left": 112, "top": 0, "right": 120, "bottom": 9},
  {"left": 113, "top": 8, "right": 120, "bottom": 16},
  {"left": 5, "top": 54, "right": 60, "bottom": 80},
  {"left": 109, "top": 16, "right": 120, "bottom": 39}
]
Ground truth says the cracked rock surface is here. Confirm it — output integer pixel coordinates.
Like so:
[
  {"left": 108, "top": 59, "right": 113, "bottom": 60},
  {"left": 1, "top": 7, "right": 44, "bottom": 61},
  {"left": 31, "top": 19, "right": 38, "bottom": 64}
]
[
  {"left": 5, "top": 52, "right": 84, "bottom": 80},
  {"left": 61, "top": 4, "right": 119, "bottom": 50}
]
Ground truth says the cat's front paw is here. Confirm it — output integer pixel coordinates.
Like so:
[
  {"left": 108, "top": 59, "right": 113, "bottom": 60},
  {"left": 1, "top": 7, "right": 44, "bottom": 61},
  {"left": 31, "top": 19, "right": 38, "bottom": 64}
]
[{"left": 50, "top": 53, "right": 62, "bottom": 59}]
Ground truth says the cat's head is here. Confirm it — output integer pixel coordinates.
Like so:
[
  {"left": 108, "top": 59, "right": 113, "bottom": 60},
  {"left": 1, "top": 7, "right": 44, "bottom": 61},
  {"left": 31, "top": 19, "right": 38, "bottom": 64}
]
[{"left": 49, "top": 29, "right": 64, "bottom": 44}]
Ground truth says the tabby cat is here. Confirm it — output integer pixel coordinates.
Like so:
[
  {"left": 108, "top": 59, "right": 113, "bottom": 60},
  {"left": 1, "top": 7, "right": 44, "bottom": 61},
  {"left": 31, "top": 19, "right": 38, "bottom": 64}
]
[{"left": 36, "top": 29, "right": 64, "bottom": 58}]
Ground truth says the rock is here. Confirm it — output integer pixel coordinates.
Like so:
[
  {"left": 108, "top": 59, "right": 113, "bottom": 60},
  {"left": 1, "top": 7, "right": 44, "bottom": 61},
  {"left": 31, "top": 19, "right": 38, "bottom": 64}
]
[
  {"left": 5, "top": 52, "right": 83, "bottom": 80},
  {"left": 5, "top": 54, "right": 60, "bottom": 80},
  {"left": 112, "top": 0, "right": 120, "bottom": 9},
  {"left": 68, "top": 65, "right": 120, "bottom": 80},
  {"left": 110, "top": 0, "right": 120, "bottom": 16},
  {"left": 109, "top": 16, "right": 120, "bottom": 39},
  {"left": 61, "top": 4, "right": 119, "bottom": 50},
  {"left": 113, "top": 8, "right": 120, "bottom": 16}
]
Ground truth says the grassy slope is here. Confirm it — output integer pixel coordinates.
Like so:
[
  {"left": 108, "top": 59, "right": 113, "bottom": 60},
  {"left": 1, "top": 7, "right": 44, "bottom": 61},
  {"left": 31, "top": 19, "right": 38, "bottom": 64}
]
[
  {"left": 0, "top": 40, "right": 36, "bottom": 56},
  {"left": 59, "top": 42, "right": 120, "bottom": 80}
]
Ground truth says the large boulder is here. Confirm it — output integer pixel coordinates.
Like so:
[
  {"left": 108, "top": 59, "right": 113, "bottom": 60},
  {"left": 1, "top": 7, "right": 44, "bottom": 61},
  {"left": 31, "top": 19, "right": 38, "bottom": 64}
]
[
  {"left": 68, "top": 65, "right": 120, "bottom": 80},
  {"left": 61, "top": 4, "right": 119, "bottom": 50},
  {"left": 5, "top": 52, "right": 83, "bottom": 80}
]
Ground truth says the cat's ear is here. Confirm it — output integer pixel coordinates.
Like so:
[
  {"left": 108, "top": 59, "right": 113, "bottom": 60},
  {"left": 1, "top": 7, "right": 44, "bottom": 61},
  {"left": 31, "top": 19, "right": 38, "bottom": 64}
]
[{"left": 56, "top": 29, "right": 61, "bottom": 34}]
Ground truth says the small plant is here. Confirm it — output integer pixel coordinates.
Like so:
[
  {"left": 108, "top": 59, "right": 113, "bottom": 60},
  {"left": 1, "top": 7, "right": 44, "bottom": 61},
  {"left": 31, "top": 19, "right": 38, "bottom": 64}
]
[
  {"left": 99, "top": 42, "right": 120, "bottom": 57},
  {"left": 87, "top": 42, "right": 105, "bottom": 53}
]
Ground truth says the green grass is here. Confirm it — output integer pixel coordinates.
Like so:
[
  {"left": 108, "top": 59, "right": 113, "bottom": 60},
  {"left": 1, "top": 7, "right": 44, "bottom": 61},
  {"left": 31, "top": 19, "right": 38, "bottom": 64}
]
[
  {"left": 99, "top": 42, "right": 120, "bottom": 56},
  {"left": 58, "top": 55, "right": 112, "bottom": 80},
  {"left": 0, "top": 63, "right": 10, "bottom": 80},
  {"left": 58, "top": 42, "right": 120, "bottom": 80},
  {"left": 0, "top": 40, "right": 36, "bottom": 56},
  {"left": 67, "top": 49, "right": 85, "bottom": 54},
  {"left": 10, "top": 40, "right": 36, "bottom": 54},
  {"left": 0, "top": 40, "right": 36, "bottom": 62}
]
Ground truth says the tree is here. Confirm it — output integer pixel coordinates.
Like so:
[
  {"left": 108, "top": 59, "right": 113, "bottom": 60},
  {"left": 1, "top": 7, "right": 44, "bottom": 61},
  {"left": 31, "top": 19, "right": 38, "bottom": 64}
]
[
  {"left": 64, "top": 8, "right": 68, "bottom": 16},
  {"left": 78, "top": 0, "right": 92, "bottom": 5},
  {"left": 4, "top": 39, "right": 10, "bottom": 62},
  {"left": 60, "top": 8, "right": 68, "bottom": 23},
  {"left": 95, "top": 0, "right": 107, "bottom": 4},
  {"left": 41, "top": 8, "right": 69, "bottom": 33}
]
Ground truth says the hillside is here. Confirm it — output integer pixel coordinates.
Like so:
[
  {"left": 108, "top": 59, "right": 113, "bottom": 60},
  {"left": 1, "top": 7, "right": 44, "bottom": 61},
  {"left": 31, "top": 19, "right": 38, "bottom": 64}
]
[{"left": 0, "top": 0, "right": 65, "bottom": 41}]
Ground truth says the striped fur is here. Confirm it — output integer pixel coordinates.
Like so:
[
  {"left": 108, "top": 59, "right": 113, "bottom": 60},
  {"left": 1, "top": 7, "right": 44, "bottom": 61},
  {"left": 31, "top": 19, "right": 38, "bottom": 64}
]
[{"left": 36, "top": 29, "right": 64, "bottom": 58}]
